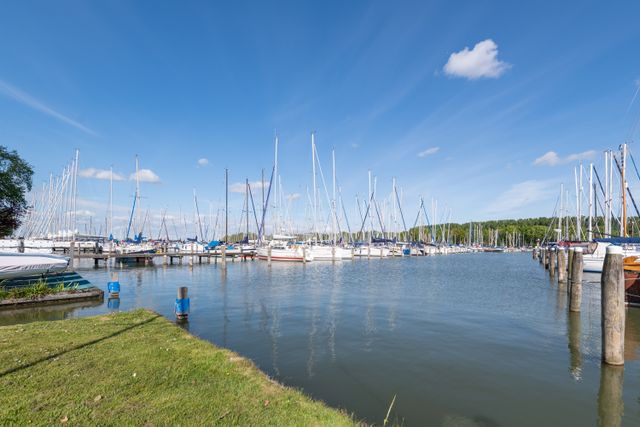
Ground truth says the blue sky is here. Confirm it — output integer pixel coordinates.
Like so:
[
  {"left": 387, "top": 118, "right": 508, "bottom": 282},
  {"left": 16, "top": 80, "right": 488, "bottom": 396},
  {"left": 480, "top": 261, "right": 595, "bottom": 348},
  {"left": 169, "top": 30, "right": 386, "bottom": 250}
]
[{"left": 3, "top": 1, "right": 640, "bottom": 237}]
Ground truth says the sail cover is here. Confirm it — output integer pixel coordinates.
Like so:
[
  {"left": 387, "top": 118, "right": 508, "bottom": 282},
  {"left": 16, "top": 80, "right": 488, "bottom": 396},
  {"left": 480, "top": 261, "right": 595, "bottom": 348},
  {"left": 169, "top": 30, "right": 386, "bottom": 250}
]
[{"left": 0, "top": 253, "right": 70, "bottom": 280}]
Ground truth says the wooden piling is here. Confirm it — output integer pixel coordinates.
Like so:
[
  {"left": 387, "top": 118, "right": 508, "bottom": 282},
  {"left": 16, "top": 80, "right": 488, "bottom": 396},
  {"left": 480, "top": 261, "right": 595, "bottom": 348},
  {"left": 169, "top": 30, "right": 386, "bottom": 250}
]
[
  {"left": 569, "top": 247, "right": 583, "bottom": 312},
  {"left": 532, "top": 247, "right": 537, "bottom": 260},
  {"left": 544, "top": 249, "right": 550, "bottom": 270},
  {"left": 549, "top": 249, "right": 557, "bottom": 278},
  {"left": 221, "top": 246, "right": 227, "bottom": 268},
  {"left": 601, "top": 245, "right": 625, "bottom": 366},
  {"left": 539, "top": 248, "right": 544, "bottom": 264},
  {"left": 568, "top": 248, "right": 575, "bottom": 284},
  {"left": 557, "top": 248, "right": 567, "bottom": 283},
  {"left": 70, "top": 241, "right": 76, "bottom": 269}
]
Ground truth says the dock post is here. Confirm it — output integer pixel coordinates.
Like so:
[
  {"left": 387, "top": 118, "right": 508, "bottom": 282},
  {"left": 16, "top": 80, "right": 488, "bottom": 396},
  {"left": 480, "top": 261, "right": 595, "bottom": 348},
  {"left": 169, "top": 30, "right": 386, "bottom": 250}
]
[
  {"left": 549, "top": 248, "right": 556, "bottom": 278},
  {"left": 569, "top": 247, "right": 583, "bottom": 312},
  {"left": 164, "top": 254, "right": 168, "bottom": 266},
  {"left": 544, "top": 248, "right": 549, "bottom": 269},
  {"left": 539, "top": 248, "right": 544, "bottom": 264},
  {"left": 367, "top": 245, "right": 371, "bottom": 259},
  {"left": 303, "top": 247, "right": 307, "bottom": 264},
  {"left": 267, "top": 246, "right": 272, "bottom": 266},
  {"left": 567, "top": 248, "right": 575, "bottom": 284},
  {"left": 557, "top": 248, "right": 567, "bottom": 283},
  {"left": 532, "top": 247, "right": 537, "bottom": 260},
  {"left": 70, "top": 240, "right": 76, "bottom": 269},
  {"left": 107, "top": 272, "right": 120, "bottom": 297},
  {"left": 601, "top": 245, "right": 625, "bottom": 365},
  {"left": 221, "top": 245, "right": 227, "bottom": 268},
  {"left": 351, "top": 247, "right": 355, "bottom": 259},
  {"left": 18, "top": 237, "right": 25, "bottom": 253},
  {"left": 175, "top": 287, "right": 190, "bottom": 320}
]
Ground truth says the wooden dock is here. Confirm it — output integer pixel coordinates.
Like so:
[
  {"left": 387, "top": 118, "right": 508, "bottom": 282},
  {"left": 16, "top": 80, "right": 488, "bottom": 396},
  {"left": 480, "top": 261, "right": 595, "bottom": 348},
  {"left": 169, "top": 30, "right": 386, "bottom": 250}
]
[{"left": 62, "top": 249, "right": 255, "bottom": 267}]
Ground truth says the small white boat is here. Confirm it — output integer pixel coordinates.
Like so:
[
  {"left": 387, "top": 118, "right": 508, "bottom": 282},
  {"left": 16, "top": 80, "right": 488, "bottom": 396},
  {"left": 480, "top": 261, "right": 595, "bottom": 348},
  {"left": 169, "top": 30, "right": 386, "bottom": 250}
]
[
  {"left": 353, "top": 245, "right": 391, "bottom": 257},
  {"left": 308, "top": 245, "right": 353, "bottom": 260},
  {"left": 256, "top": 244, "right": 313, "bottom": 262},
  {"left": 0, "top": 252, "right": 70, "bottom": 280},
  {"left": 582, "top": 240, "right": 640, "bottom": 273}
]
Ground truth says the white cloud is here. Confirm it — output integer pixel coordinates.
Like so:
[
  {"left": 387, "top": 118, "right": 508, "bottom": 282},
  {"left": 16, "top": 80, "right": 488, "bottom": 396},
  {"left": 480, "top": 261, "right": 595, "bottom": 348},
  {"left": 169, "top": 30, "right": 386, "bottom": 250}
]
[
  {"left": 418, "top": 147, "right": 440, "bottom": 157},
  {"left": 286, "top": 193, "right": 301, "bottom": 201},
  {"left": 229, "top": 181, "right": 268, "bottom": 193},
  {"left": 197, "top": 158, "right": 209, "bottom": 167},
  {"left": 129, "top": 169, "right": 161, "bottom": 183},
  {"left": 79, "top": 168, "right": 125, "bottom": 181},
  {"left": 76, "top": 197, "right": 129, "bottom": 213},
  {"left": 485, "top": 180, "right": 554, "bottom": 216},
  {"left": 443, "top": 39, "right": 510, "bottom": 80},
  {"left": 533, "top": 150, "right": 596, "bottom": 166},
  {"left": 0, "top": 79, "right": 97, "bottom": 135}
]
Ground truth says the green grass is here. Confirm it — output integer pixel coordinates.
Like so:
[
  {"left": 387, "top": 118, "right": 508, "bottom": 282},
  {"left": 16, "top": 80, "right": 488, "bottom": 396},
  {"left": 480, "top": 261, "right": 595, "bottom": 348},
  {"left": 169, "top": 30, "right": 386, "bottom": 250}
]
[
  {"left": 0, "top": 309, "right": 360, "bottom": 426},
  {"left": 0, "top": 279, "right": 78, "bottom": 301}
]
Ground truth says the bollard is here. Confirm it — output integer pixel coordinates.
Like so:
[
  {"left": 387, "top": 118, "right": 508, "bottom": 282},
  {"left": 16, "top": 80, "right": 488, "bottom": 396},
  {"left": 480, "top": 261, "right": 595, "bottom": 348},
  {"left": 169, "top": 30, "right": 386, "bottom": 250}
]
[
  {"left": 557, "top": 248, "right": 567, "bottom": 283},
  {"left": 539, "top": 248, "right": 543, "bottom": 264},
  {"left": 221, "top": 245, "right": 227, "bottom": 268},
  {"left": 549, "top": 249, "right": 557, "bottom": 278},
  {"left": 267, "top": 246, "right": 272, "bottom": 266},
  {"left": 601, "top": 245, "right": 625, "bottom": 365},
  {"left": 544, "top": 249, "right": 550, "bottom": 270},
  {"left": 175, "top": 287, "right": 190, "bottom": 320},
  {"left": 570, "top": 247, "right": 583, "bottom": 312},
  {"left": 107, "top": 272, "right": 120, "bottom": 297},
  {"left": 568, "top": 248, "right": 575, "bottom": 284},
  {"left": 532, "top": 247, "right": 537, "bottom": 260}
]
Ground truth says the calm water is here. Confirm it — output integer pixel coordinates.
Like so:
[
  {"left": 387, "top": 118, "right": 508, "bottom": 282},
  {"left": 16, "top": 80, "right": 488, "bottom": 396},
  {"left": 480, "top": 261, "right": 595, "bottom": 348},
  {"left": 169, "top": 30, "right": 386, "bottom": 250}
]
[{"left": 2, "top": 253, "right": 639, "bottom": 426}]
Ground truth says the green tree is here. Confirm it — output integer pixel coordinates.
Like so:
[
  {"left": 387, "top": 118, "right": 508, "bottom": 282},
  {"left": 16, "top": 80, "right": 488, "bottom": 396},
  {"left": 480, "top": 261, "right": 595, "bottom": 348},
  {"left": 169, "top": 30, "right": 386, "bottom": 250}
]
[{"left": 0, "top": 146, "right": 33, "bottom": 237}]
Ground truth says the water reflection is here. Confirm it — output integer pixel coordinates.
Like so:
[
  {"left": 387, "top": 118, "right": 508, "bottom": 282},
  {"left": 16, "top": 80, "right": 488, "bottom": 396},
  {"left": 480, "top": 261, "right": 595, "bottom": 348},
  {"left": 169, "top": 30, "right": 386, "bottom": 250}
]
[
  {"left": 107, "top": 297, "right": 121, "bottom": 310},
  {"left": 597, "top": 364, "right": 624, "bottom": 427},
  {"left": 567, "top": 311, "right": 582, "bottom": 381}
]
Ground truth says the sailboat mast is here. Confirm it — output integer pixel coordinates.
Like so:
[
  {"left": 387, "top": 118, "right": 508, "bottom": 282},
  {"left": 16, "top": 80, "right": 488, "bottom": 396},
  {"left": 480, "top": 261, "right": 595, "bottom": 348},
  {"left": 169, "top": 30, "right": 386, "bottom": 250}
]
[
  {"left": 588, "top": 163, "right": 593, "bottom": 241},
  {"left": 109, "top": 165, "right": 113, "bottom": 237},
  {"left": 225, "top": 168, "right": 229, "bottom": 242},
  {"left": 245, "top": 178, "right": 249, "bottom": 241},
  {"left": 312, "top": 132, "right": 317, "bottom": 242},
  {"left": 332, "top": 148, "right": 336, "bottom": 245},
  {"left": 135, "top": 155, "right": 141, "bottom": 236},
  {"left": 622, "top": 143, "right": 628, "bottom": 237}
]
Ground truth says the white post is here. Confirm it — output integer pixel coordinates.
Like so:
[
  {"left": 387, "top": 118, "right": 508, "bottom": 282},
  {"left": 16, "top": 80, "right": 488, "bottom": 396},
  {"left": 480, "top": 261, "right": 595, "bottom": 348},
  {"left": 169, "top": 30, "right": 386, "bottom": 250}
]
[{"left": 588, "top": 163, "right": 593, "bottom": 241}]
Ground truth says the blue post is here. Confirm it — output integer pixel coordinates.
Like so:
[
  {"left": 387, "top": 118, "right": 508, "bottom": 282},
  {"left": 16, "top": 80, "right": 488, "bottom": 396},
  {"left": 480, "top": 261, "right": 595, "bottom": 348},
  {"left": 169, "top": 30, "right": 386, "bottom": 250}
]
[
  {"left": 175, "top": 286, "right": 190, "bottom": 320},
  {"left": 107, "top": 280, "right": 120, "bottom": 296}
]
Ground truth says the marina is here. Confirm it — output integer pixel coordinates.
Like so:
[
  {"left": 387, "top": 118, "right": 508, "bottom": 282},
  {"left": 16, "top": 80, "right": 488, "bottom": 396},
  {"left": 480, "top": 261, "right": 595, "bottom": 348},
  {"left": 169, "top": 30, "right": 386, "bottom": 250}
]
[{"left": 1, "top": 252, "right": 639, "bottom": 425}]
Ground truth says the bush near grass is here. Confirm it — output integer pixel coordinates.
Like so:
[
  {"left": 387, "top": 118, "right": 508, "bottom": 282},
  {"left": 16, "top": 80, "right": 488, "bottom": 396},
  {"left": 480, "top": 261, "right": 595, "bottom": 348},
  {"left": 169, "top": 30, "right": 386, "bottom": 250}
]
[
  {"left": 0, "top": 280, "right": 78, "bottom": 301},
  {"left": 0, "top": 309, "right": 360, "bottom": 426}
]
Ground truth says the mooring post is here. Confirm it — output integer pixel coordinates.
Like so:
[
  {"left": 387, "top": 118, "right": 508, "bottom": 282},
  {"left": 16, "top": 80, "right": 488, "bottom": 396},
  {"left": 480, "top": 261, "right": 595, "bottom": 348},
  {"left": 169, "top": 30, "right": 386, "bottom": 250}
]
[
  {"left": 175, "top": 287, "right": 190, "bottom": 320},
  {"left": 539, "top": 248, "right": 544, "bottom": 264},
  {"left": 107, "top": 272, "right": 120, "bottom": 297},
  {"left": 267, "top": 246, "right": 272, "bottom": 266},
  {"left": 70, "top": 240, "right": 76, "bottom": 269},
  {"left": 544, "top": 248, "right": 550, "bottom": 269},
  {"left": 568, "top": 248, "right": 575, "bottom": 284},
  {"left": 557, "top": 248, "right": 567, "bottom": 283},
  {"left": 549, "top": 248, "right": 557, "bottom": 278},
  {"left": 532, "top": 246, "right": 537, "bottom": 260},
  {"left": 601, "top": 245, "right": 625, "bottom": 366},
  {"left": 570, "top": 247, "right": 583, "bottom": 312},
  {"left": 221, "top": 245, "right": 227, "bottom": 268}
]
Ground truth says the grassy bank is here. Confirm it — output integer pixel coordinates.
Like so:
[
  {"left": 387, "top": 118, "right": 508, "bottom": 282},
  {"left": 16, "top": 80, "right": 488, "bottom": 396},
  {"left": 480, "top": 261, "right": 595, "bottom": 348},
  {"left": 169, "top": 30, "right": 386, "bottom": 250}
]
[
  {"left": 0, "top": 280, "right": 77, "bottom": 301},
  {"left": 0, "top": 309, "right": 358, "bottom": 426}
]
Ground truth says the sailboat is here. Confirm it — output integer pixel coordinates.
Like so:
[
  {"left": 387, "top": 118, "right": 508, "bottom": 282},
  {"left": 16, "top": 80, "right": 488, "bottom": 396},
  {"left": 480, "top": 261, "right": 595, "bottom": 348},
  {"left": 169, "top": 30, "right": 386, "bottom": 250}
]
[{"left": 117, "top": 156, "right": 156, "bottom": 257}]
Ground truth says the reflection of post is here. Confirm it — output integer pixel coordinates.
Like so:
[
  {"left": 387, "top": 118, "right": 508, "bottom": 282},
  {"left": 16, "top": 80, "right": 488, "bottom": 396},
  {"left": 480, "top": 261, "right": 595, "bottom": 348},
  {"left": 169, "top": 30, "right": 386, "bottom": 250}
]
[
  {"left": 597, "top": 364, "right": 624, "bottom": 427},
  {"left": 567, "top": 312, "right": 582, "bottom": 380}
]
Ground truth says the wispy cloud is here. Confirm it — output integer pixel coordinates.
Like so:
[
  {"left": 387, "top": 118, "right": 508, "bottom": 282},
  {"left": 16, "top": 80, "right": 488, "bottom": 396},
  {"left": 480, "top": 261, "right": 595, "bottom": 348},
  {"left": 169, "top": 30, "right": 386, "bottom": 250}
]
[
  {"left": 286, "top": 193, "right": 301, "bottom": 201},
  {"left": 418, "top": 147, "right": 440, "bottom": 157},
  {"left": 0, "top": 79, "right": 97, "bottom": 136},
  {"left": 79, "top": 168, "right": 124, "bottom": 181},
  {"left": 533, "top": 150, "right": 596, "bottom": 166},
  {"left": 129, "top": 169, "right": 161, "bottom": 183},
  {"left": 485, "top": 180, "right": 555, "bottom": 216},
  {"left": 443, "top": 39, "right": 510, "bottom": 80},
  {"left": 229, "top": 181, "right": 267, "bottom": 193},
  {"left": 197, "top": 158, "right": 209, "bottom": 167}
]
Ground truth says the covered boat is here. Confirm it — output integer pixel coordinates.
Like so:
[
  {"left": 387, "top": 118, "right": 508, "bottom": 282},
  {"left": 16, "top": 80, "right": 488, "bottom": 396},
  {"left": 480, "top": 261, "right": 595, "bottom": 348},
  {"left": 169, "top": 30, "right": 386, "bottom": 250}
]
[
  {"left": 0, "top": 252, "right": 69, "bottom": 280},
  {"left": 621, "top": 256, "right": 640, "bottom": 306}
]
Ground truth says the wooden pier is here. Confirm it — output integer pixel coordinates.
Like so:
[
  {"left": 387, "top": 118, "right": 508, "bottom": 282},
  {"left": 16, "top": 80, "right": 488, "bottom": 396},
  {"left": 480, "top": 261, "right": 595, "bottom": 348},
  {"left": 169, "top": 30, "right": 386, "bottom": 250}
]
[{"left": 63, "top": 249, "right": 255, "bottom": 267}]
